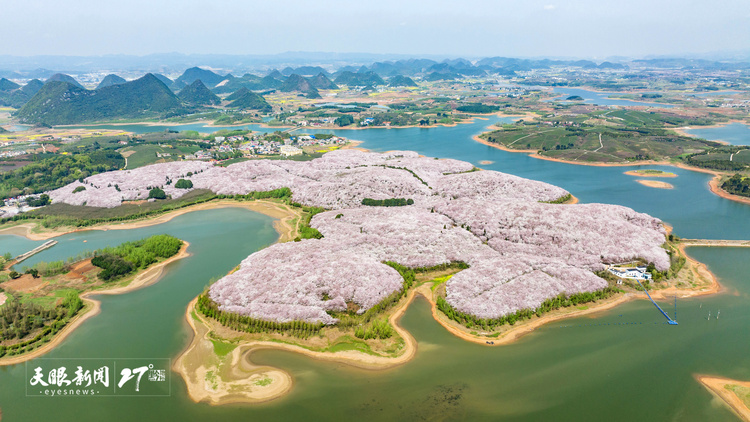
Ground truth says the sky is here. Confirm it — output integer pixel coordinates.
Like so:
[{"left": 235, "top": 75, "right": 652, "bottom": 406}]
[{"left": 3, "top": 0, "right": 750, "bottom": 59}]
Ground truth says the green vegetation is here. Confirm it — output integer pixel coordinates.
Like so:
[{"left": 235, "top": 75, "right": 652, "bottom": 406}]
[
  {"left": 686, "top": 148, "right": 750, "bottom": 171},
  {"left": 294, "top": 205, "right": 324, "bottom": 241},
  {"left": 92, "top": 234, "right": 183, "bottom": 280},
  {"left": 354, "top": 318, "right": 393, "bottom": 340},
  {"left": 196, "top": 292, "right": 324, "bottom": 339},
  {"left": 148, "top": 187, "right": 167, "bottom": 199},
  {"left": 120, "top": 143, "right": 202, "bottom": 169},
  {"left": 722, "top": 174, "right": 750, "bottom": 198},
  {"left": 10, "top": 189, "right": 217, "bottom": 228},
  {"left": 542, "top": 193, "right": 572, "bottom": 204},
  {"left": 482, "top": 124, "right": 719, "bottom": 164},
  {"left": 0, "top": 291, "right": 83, "bottom": 358},
  {"left": 455, "top": 103, "right": 500, "bottom": 113},
  {"left": 0, "top": 150, "right": 124, "bottom": 199},
  {"left": 227, "top": 89, "right": 272, "bottom": 112},
  {"left": 177, "top": 80, "right": 221, "bottom": 106},
  {"left": 91, "top": 254, "right": 134, "bottom": 281},
  {"left": 334, "top": 115, "right": 355, "bottom": 126},
  {"left": 175, "top": 178, "right": 193, "bottom": 189},
  {"left": 17, "top": 74, "right": 186, "bottom": 125},
  {"left": 437, "top": 286, "right": 621, "bottom": 331},
  {"left": 361, "top": 198, "right": 414, "bottom": 207},
  {"left": 26, "top": 194, "right": 50, "bottom": 207}
]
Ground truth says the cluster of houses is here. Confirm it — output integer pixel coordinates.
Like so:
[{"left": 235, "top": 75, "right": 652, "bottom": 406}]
[
  {"left": 1, "top": 194, "right": 44, "bottom": 218},
  {"left": 181, "top": 134, "right": 348, "bottom": 160}
]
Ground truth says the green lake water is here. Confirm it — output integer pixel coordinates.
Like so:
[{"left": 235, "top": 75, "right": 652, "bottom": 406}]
[{"left": 1, "top": 118, "right": 750, "bottom": 420}]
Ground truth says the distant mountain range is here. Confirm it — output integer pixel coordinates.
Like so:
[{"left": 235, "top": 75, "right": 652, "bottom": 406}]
[{"left": 17, "top": 74, "right": 185, "bottom": 125}]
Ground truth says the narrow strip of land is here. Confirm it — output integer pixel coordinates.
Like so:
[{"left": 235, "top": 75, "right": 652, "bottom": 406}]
[
  {"left": 681, "top": 239, "right": 750, "bottom": 247},
  {"left": 696, "top": 375, "right": 750, "bottom": 422}
]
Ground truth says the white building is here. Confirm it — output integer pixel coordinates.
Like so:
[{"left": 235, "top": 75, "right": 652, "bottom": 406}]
[
  {"left": 279, "top": 145, "right": 303, "bottom": 156},
  {"left": 607, "top": 266, "right": 653, "bottom": 281}
]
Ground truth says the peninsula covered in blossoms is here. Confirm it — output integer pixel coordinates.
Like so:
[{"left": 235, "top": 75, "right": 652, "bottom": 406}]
[{"left": 18, "top": 148, "right": 712, "bottom": 404}]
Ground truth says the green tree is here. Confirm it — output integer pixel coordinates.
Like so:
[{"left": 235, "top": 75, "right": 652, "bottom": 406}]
[{"left": 148, "top": 187, "right": 167, "bottom": 199}]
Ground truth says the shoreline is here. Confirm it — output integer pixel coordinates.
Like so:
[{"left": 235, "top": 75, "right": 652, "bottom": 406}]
[
  {"left": 51, "top": 111, "right": 528, "bottom": 134},
  {"left": 696, "top": 375, "right": 750, "bottom": 422},
  {"left": 173, "top": 243, "right": 720, "bottom": 404},
  {"left": 0, "top": 241, "right": 191, "bottom": 366},
  {"left": 0, "top": 199, "right": 303, "bottom": 242},
  {"left": 636, "top": 180, "right": 674, "bottom": 189},
  {"left": 624, "top": 170, "right": 677, "bottom": 178},
  {"left": 672, "top": 119, "right": 750, "bottom": 141},
  {"left": 471, "top": 134, "right": 750, "bottom": 206},
  {"left": 709, "top": 175, "right": 750, "bottom": 206},
  {"left": 174, "top": 287, "right": 421, "bottom": 405}
]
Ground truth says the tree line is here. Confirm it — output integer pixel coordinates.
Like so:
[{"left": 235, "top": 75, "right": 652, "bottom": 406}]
[
  {"left": 0, "top": 291, "right": 83, "bottom": 358},
  {"left": 361, "top": 198, "right": 414, "bottom": 207},
  {"left": 437, "top": 286, "right": 621, "bottom": 331},
  {"left": 196, "top": 292, "right": 324, "bottom": 339}
]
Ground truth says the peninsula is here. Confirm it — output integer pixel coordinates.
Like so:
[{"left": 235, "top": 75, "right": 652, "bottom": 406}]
[{"left": 0, "top": 148, "right": 719, "bottom": 403}]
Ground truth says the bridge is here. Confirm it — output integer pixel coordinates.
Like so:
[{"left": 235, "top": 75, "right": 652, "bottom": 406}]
[
  {"left": 680, "top": 239, "right": 750, "bottom": 248},
  {"left": 13, "top": 240, "right": 58, "bottom": 264},
  {"left": 635, "top": 279, "right": 678, "bottom": 325}
]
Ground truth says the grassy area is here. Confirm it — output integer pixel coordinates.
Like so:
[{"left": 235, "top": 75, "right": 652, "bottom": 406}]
[
  {"left": 482, "top": 124, "right": 718, "bottom": 163},
  {"left": 22, "top": 189, "right": 217, "bottom": 227},
  {"left": 121, "top": 143, "right": 202, "bottom": 169},
  {"left": 727, "top": 385, "right": 750, "bottom": 408},
  {"left": 210, "top": 339, "right": 237, "bottom": 357}
]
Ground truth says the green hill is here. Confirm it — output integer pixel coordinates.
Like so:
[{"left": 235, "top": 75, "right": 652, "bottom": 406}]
[
  {"left": 309, "top": 73, "right": 338, "bottom": 90},
  {"left": 226, "top": 87, "right": 250, "bottom": 102},
  {"left": 178, "top": 80, "right": 221, "bottom": 106},
  {"left": 227, "top": 90, "right": 271, "bottom": 112},
  {"left": 0, "top": 78, "right": 20, "bottom": 91},
  {"left": 333, "top": 71, "right": 385, "bottom": 87},
  {"left": 20, "top": 79, "right": 44, "bottom": 96},
  {"left": 0, "top": 79, "right": 41, "bottom": 108},
  {"left": 17, "top": 74, "right": 183, "bottom": 125},
  {"left": 46, "top": 73, "right": 83, "bottom": 88},
  {"left": 153, "top": 74, "right": 174, "bottom": 88},
  {"left": 388, "top": 75, "right": 418, "bottom": 87},
  {"left": 175, "top": 67, "right": 224, "bottom": 88},
  {"left": 280, "top": 74, "right": 314, "bottom": 92},
  {"left": 96, "top": 74, "right": 127, "bottom": 90}
]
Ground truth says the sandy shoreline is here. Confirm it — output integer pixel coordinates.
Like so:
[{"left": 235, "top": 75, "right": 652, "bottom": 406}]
[
  {"left": 53, "top": 111, "right": 525, "bottom": 133},
  {"left": 709, "top": 176, "right": 750, "bottom": 206},
  {"left": 624, "top": 170, "right": 677, "bottom": 178},
  {"left": 174, "top": 241, "right": 720, "bottom": 404},
  {"left": 636, "top": 180, "right": 674, "bottom": 189},
  {"left": 696, "top": 375, "right": 750, "bottom": 422},
  {"left": 0, "top": 200, "right": 302, "bottom": 242},
  {"left": 0, "top": 242, "right": 191, "bottom": 366},
  {"left": 471, "top": 134, "right": 750, "bottom": 206}
]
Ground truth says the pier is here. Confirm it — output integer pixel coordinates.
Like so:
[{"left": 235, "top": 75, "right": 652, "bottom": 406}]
[
  {"left": 681, "top": 239, "right": 750, "bottom": 247},
  {"left": 13, "top": 240, "right": 58, "bottom": 264}
]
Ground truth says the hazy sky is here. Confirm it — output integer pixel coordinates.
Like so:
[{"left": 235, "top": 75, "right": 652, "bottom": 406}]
[{"left": 4, "top": 0, "right": 750, "bottom": 58}]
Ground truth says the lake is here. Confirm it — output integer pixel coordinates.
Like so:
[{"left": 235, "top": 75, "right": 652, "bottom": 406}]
[
  {"left": 549, "top": 88, "right": 675, "bottom": 108},
  {"left": 1, "top": 117, "right": 750, "bottom": 421},
  {"left": 685, "top": 122, "right": 750, "bottom": 146}
]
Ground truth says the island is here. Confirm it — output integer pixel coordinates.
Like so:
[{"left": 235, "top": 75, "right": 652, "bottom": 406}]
[{"left": 0, "top": 148, "right": 719, "bottom": 403}]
